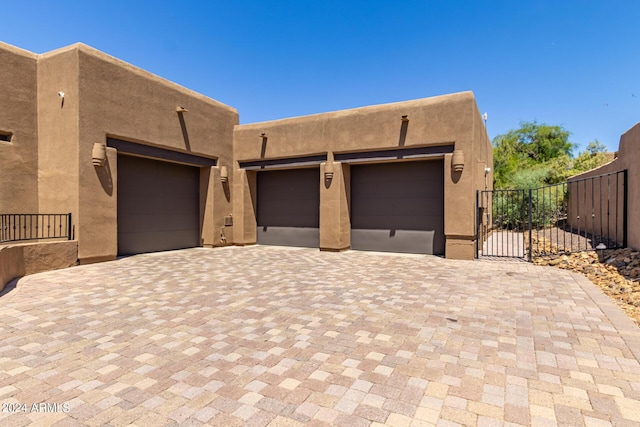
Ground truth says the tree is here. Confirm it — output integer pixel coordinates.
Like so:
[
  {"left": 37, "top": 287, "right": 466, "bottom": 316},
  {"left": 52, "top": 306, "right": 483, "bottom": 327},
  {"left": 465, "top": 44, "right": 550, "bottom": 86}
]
[
  {"left": 491, "top": 124, "right": 611, "bottom": 230},
  {"left": 585, "top": 140, "right": 607, "bottom": 155},
  {"left": 570, "top": 140, "right": 611, "bottom": 174},
  {"left": 492, "top": 121, "right": 575, "bottom": 188}
]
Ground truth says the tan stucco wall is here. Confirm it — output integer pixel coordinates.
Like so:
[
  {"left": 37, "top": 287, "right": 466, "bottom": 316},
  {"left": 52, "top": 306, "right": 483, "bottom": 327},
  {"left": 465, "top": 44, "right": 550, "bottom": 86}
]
[
  {"left": 471, "top": 107, "right": 494, "bottom": 252},
  {"left": 233, "top": 169, "right": 258, "bottom": 245},
  {"left": 0, "top": 245, "right": 25, "bottom": 292},
  {"left": 233, "top": 92, "right": 492, "bottom": 259},
  {"left": 0, "top": 43, "right": 39, "bottom": 213},
  {"left": 569, "top": 123, "right": 640, "bottom": 250},
  {"left": 76, "top": 45, "right": 237, "bottom": 261},
  {"left": 319, "top": 162, "right": 351, "bottom": 251},
  {"left": 32, "top": 44, "right": 239, "bottom": 262},
  {"left": 0, "top": 241, "right": 77, "bottom": 292},
  {"left": 37, "top": 47, "right": 80, "bottom": 234}
]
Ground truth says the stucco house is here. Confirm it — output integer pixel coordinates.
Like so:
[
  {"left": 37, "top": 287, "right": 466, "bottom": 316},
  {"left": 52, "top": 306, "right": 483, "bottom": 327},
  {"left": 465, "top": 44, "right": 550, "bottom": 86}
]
[{"left": 0, "top": 41, "right": 493, "bottom": 288}]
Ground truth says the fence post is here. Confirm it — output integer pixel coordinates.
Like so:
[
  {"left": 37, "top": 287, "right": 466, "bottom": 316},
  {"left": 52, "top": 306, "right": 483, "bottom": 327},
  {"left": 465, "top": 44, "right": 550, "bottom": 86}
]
[
  {"left": 68, "top": 213, "right": 72, "bottom": 240},
  {"left": 623, "top": 170, "right": 628, "bottom": 248},
  {"left": 528, "top": 189, "right": 533, "bottom": 262},
  {"left": 475, "top": 190, "right": 479, "bottom": 259}
]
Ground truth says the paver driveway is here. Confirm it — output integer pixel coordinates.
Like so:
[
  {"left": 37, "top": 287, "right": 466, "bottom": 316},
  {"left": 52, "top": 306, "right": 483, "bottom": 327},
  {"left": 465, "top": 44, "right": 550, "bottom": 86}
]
[{"left": 1, "top": 246, "right": 639, "bottom": 426}]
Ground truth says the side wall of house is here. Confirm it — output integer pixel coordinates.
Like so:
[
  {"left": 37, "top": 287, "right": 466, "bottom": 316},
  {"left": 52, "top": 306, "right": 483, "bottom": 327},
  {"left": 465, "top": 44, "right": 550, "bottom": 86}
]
[
  {"left": 37, "top": 47, "right": 81, "bottom": 239},
  {"left": 470, "top": 106, "right": 493, "bottom": 253},
  {"left": 0, "top": 43, "right": 39, "bottom": 213}
]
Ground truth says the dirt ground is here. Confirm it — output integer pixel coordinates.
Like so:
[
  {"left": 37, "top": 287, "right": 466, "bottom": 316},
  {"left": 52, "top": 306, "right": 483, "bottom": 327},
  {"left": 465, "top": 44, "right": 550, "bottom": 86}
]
[{"left": 530, "top": 226, "right": 622, "bottom": 253}]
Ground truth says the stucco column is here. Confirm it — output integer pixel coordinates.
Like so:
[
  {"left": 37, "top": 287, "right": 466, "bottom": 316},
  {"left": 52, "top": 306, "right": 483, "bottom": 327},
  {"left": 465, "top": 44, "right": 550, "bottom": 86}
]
[
  {"left": 200, "top": 166, "right": 215, "bottom": 247},
  {"left": 232, "top": 168, "right": 257, "bottom": 245},
  {"left": 78, "top": 146, "right": 118, "bottom": 264},
  {"left": 201, "top": 166, "right": 234, "bottom": 248},
  {"left": 444, "top": 152, "right": 476, "bottom": 259},
  {"left": 319, "top": 162, "right": 350, "bottom": 251}
]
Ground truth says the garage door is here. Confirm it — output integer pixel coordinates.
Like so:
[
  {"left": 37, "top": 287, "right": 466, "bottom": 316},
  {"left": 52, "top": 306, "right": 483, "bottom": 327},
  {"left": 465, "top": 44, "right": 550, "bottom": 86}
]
[
  {"left": 257, "top": 168, "right": 320, "bottom": 247},
  {"left": 351, "top": 160, "right": 444, "bottom": 255},
  {"left": 117, "top": 154, "right": 199, "bottom": 255}
]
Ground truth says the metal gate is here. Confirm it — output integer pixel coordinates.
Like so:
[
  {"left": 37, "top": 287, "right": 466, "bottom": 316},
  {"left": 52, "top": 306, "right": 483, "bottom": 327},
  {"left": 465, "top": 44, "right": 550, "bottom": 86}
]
[{"left": 476, "top": 170, "right": 627, "bottom": 260}]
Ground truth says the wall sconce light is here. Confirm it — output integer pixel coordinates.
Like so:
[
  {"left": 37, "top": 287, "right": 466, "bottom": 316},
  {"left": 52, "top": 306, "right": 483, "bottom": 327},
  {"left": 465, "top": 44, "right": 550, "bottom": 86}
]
[
  {"left": 484, "top": 167, "right": 491, "bottom": 174},
  {"left": 220, "top": 166, "right": 229, "bottom": 183},
  {"left": 92, "top": 143, "right": 107, "bottom": 167},
  {"left": 260, "top": 133, "right": 267, "bottom": 138},
  {"left": 176, "top": 106, "right": 189, "bottom": 113},
  {"left": 57, "top": 91, "right": 65, "bottom": 98},
  {"left": 401, "top": 115, "right": 409, "bottom": 122},
  {"left": 452, "top": 149, "right": 464, "bottom": 173},
  {"left": 324, "top": 161, "right": 334, "bottom": 180}
]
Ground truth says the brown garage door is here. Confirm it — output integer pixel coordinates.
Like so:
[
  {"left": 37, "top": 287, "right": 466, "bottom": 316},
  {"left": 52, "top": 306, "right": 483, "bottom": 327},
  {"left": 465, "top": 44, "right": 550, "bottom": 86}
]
[
  {"left": 257, "top": 168, "right": 320, "bottom": 248},
  {"left": 117, "top": 154, "right": 199, "bottom": 255},
  {"left": 350, "top": 160, "right": 444, "bottom": 255}
]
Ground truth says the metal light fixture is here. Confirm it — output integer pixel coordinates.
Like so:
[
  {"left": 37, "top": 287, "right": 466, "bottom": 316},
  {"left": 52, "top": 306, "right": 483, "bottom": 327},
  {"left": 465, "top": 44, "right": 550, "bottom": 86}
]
[
  {"left": 260, "top": 132, "right": 267, "bottom": 138},
  {"left": 176, "top": 106, "right": 188, "bottom": 113},
  {"left": 220, "top": 166, "right": 229, "bottom": 183},
  {"left": 401, "top": 115, "right": 409, "bottom": 122},
  {"left": 92, "top": 143, "right": 107, "bottom": 167}
]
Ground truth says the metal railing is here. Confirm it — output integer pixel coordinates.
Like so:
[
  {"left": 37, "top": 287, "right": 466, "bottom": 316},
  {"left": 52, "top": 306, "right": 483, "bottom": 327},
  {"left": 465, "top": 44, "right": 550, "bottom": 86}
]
[
  {"left": 477, "top": 170, "right": 627, "bottom": 260},
  {"left": 0, "top": 213, "right": 73, "bottom": 243}
]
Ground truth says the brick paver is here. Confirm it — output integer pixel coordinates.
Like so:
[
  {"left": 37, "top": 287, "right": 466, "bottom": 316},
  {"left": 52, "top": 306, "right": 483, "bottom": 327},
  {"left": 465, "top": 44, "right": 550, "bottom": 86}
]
[{"left": 1, "top": 246, "right": 639, "bottom": 425}]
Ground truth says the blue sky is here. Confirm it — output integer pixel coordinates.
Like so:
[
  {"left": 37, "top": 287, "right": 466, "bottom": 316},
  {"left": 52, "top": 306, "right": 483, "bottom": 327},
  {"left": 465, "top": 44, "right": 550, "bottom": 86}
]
[{"left": 3, "top": 1, "right": 639, "bottom": 153}]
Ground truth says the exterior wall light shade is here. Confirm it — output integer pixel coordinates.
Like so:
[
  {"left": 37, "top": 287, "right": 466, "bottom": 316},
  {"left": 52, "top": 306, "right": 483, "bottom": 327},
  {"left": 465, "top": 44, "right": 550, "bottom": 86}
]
[
  {"left": 176, "top": 106, "right": 188, "bottom": 113},
  {"left": 220, "top": 166, "right": 228, "bottom": 183},
  {"left": 92, "top": 143, "right": 107, "bottom": 167},
  {"left": 324, "top": 161, "right": 334, "bottom": 180},
  {"left": 452, "top": 149, "right": 464, "bottom": 173},
  {"left": 401, "top": 115, "right": 409, "bottom": 122}
]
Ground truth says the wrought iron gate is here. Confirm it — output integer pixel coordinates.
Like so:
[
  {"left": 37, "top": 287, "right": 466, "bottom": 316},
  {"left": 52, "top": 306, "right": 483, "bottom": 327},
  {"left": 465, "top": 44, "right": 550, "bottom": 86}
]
[{"left": 476, "top": 170, "right": 627, "bottom": 260}]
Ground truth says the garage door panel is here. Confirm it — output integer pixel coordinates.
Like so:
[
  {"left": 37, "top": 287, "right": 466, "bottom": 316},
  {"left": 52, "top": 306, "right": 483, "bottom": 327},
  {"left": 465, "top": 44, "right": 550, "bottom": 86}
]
[
  {"left": 351, "top": 230, "right": 436, "bottom": 254},
  {"left": 118, "top": 213, "right": 198, "bottom": 233},
  {"left": 118, "top": 155, "right": 199, "bottom": 255},
  {"left": 257, "top": 226, "right": 320, "bottom": 248},
  {"left": 351, "top": 161, "right": 444, "bottom": 255},
  {"left": 117, "top": 196, "right": 198, "bottom": 216},
  {"left": 354, "top": 214, "right": 443, "bottom": 231},
  {"left": 257, "top": 168, "right": 320, "bottom": 247},
  {"left": 351, "top": 202, "right": 441, "bottom": 224},
  {"left": 118, "top": 230, "right": 198, "bottom": 254}
]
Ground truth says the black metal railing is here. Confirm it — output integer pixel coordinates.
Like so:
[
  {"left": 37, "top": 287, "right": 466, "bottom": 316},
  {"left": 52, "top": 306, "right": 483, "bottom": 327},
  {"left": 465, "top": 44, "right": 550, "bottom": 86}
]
[
  {"left": 560, "top": 170, "right": 627, "bottom": 254},
  {"left": 477, "top": 170, "right": 627, "bottom": 260},
  {"left": 0, "top": 213, "right": 73, "bottom": 243},
  {"left": 477, "top": 188, "right": 528, "bottom": 258}
]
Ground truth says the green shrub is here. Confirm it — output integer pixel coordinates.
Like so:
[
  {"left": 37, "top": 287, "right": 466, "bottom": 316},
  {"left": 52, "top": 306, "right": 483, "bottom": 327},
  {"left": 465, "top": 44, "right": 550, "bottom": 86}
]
[{"left": 492, "top": 184, "right": 567, "bottom": 230}]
